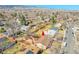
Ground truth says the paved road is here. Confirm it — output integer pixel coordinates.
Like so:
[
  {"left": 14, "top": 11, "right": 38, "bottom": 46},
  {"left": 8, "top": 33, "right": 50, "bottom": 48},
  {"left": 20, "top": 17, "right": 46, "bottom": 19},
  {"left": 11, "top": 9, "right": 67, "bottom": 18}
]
[{"left": 63, "top": 23, "right": 75, "bottom": 53}]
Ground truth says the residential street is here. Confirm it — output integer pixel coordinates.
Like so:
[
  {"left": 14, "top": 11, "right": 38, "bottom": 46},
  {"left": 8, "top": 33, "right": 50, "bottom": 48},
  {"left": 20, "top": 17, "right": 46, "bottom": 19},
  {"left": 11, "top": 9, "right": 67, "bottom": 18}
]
[{"left": 63, "top": 23, "right": 75, "bottom": 53}]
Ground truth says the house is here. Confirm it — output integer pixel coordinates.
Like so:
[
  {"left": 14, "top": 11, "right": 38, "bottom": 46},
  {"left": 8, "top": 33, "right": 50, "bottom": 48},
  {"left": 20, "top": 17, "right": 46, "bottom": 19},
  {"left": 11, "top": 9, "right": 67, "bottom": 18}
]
[
  {"left": 36, "top": 43, "right": 46, "bottom": 49},
  {"left": 0, "top": 21, "right": 4, "bottom": 26},
  {"left": 20, "top": 25, "right": 29, "bottom": 31},
  {"left": 16, "top": 18, "right": 20, "bottom": 24},
  {"left": 44, "top": 18, "right": 50, "bottom": 22},
  {"left": 3, "top": 28, "right": 13, "bottom": 36},
  {"left": 54, "top": 23, "right": 61, "bottom": 28},
  {"left": 44, "top": 27, "right": 58, "bottom": 37}
]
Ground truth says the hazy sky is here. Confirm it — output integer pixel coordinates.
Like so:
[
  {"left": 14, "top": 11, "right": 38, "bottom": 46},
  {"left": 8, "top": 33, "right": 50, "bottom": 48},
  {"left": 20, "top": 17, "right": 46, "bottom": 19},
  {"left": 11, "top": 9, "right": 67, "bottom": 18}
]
[
  {"left": 33, "top": 5, "right": 79, "bottom": 10},
  {"left": 0, "top": 5, "right": 79, "bottom": 10}
]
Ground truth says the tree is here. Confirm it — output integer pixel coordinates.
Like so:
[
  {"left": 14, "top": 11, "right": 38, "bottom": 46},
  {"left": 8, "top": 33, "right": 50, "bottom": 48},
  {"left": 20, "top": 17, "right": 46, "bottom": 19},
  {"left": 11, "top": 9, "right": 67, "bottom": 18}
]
[
  {"left": 0, "top": 13, "right": 4, "bottom": 18},
  {"left": 0, "top": 28, "right": 6, "bottom": 33},
  {"left": 11, "top": 13, "right": 17, "bottom": 17},
  {"left": 41, "top": 16, "right": 44, "bottom": 20},
  {"left": 51, "top": 16, "right": 56, "bottom": 24},
  {"left": 19, "top": 14, "right": 26, "bottom": 25}
]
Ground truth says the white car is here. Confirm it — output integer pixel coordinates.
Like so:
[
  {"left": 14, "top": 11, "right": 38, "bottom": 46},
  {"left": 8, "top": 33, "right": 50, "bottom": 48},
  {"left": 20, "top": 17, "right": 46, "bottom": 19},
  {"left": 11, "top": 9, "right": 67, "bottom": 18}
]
[{"left": 63, "top": 42, "right": 67, "bottom": 47}]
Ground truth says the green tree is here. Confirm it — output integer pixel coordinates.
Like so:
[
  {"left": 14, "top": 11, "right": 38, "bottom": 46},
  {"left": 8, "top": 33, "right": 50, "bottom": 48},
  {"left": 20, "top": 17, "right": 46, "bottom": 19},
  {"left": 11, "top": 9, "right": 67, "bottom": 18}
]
[
  {"left": 19, "top": 14, "right": 26, "bottom": 25},
  {"left": 11, "top": 13, "right": 17, "bottom": 17},
  {"left": 51, "top": 16, "right": 56, "bottom": 24},
  {"left": 0, "top": 28, "right": 6, "bottom": 33},
  {"left": 0, "top": 13, "right": 4, "bottom": 18}
]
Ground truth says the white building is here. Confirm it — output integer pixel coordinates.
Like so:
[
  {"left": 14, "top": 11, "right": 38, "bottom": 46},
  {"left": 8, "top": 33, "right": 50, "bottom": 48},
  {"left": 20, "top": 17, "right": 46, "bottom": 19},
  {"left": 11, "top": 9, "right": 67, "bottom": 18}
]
[{"left": 44, "top": 28, "right": 58, "bottom": 37}]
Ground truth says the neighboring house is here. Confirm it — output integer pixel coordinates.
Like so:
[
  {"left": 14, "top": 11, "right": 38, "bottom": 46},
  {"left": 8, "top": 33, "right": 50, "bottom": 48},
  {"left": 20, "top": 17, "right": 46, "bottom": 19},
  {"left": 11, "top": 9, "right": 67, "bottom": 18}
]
[
  {"left": 20, "top": 25, "right": 29, "bottom": 32},
  {"left": 4, "top": 28, "right": 13, "bottom": 36},
  {"left": 16, "top": 18, "right": 20, "bottom": 24},
  {"left": 44, "top": 18, "right": 50, "bottom": 22},
  {"left": 54, "top": 23, "right": 61, "bottom": 28},
  {"left": 0, "top": 21, "right": 4, "bottom": 26}
]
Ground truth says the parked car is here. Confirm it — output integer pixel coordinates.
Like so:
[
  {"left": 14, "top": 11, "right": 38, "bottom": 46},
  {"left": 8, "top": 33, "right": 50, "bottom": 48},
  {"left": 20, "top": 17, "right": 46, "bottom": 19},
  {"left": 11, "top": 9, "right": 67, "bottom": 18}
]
[{"left": 63, "top": 42, "right": 67, "bottom": 47}]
